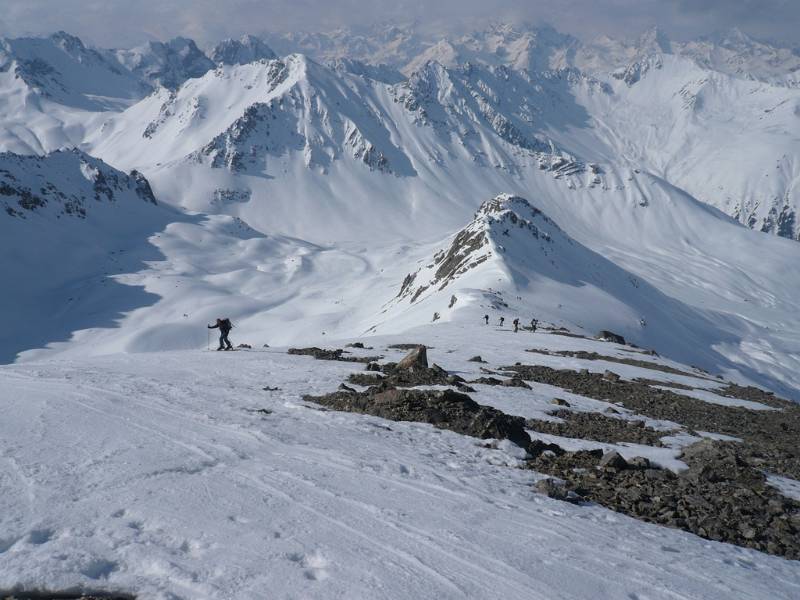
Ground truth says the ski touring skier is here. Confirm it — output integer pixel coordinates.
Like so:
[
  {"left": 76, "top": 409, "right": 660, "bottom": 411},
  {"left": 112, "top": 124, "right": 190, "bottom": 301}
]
[
  {"left": 208, "top": 317, "right": 234, "bottom": 351},
  {"left": 513, "top": 318, "right": 519, "bottom": 332},
  {"left": 530, "top": 318, "right": 538, "bottom": 333},
  {"left": 484, "top": 314, "right": 489, "bottom": 325},
  {"left": 499, "top": 316, "right": 505, "bottom": 327}
]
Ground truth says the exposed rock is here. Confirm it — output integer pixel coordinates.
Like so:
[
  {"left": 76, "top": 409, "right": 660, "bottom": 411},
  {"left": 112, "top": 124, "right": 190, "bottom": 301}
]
[
  {"left": 525, "top": 410, "right": 668, "bottom": 446},
  {"left": 603, "top": 370, "right": 621, "bottom": 382},
  {"left": 237, "top": 343, "right": 252, "bottom": 349},
  {"left": 397, "top": 346, "right": 428, "bottom": 371},
  {"left": 597, "top": 330, "right": 626, "bottom": 345},
  {"left": 505, "top": 363, "right": 800, "bottom": 481},
  {"left": 288, "top": 347, "right": 382, "bottom": 363},
  {"left": 526, "top": 348, "right": 703, "bottom": 378},
  {"left": 528, "top": 439, "right": 800, "bottom": 560},
  {"left": 346, "top": 342, "right": 365, "bottom": 348},
  {"left": 304, "top": 387, "right": 532, "bottom": 450},
  {"left": 599, "top": 450, "right": 628, "bottom": 470},
  {"left": 467, "top": 355, "right": 486, "bottom": 363},
  {"left": 534, "top": 478, "right": 580, "bottom": 503},
  {"left": 550, "top": 398, "right": 571, "bottom": 407},
  {"left": 388, "top": 343, "right": 429, "bottom": 350}
]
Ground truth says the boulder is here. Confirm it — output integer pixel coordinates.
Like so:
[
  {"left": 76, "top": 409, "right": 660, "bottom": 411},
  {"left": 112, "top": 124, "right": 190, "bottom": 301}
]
[
  {"left": 599, "top": 450, "right": 629, "bottom": 470},
  {"left": 627, "top": 456, "right": 651, "bottom": 469},
  {"left": 397, "top": 346, "right": 428, "bottom": 371},
  {"left": 598, "top": 330, "right": 626, "bottom": 345},
  {"left": 603, "top": 370, "right": 621, "bottom": 382},
  {"left": 467, "top": 355, "right": 486, "bottom": 363},
  {"left": 550, "top": 398, "right": 571, "bottom": 407}
]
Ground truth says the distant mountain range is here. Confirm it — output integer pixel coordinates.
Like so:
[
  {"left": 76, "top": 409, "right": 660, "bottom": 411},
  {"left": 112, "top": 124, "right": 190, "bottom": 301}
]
[{"left": 1, "top": 22, "right": 800, "bottom": 397}]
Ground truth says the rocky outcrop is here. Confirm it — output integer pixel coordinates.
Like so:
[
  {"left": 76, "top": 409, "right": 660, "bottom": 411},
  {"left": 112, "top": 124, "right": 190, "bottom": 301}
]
[
  {"left": 597, "top": 330, "right": 625, "bottom": 345},
  {"left": 287, "top": 347, "right": 382, "bottom": 363},
  {"left": 506, "top": 363, "right": 800, "bottom": 481},
  {"left": 1, "top": 149, "right": 159, "bottom": 219},
  {"left": 530, "top": 440, "right": 800, "bottom": 560},
  {"left": 304, "top": 387, "right": 531, "bottom": 450},
  {"left": 526, "top": 410, "right": 670, "bottom": 446}
]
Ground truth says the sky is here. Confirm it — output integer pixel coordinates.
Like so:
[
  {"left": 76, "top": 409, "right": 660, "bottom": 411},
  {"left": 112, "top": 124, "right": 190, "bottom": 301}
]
[{"left": 0, "top": 0, "right": 797, "bottom": 48}]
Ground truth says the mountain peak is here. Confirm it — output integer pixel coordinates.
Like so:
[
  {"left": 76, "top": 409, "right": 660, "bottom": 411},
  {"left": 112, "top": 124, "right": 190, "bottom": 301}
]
[
  {"left": 210, "top": 35, "right": 277, "bottom": 66},
  {"left": 637, "top": 26, "right": 671, "bottom": 54}
]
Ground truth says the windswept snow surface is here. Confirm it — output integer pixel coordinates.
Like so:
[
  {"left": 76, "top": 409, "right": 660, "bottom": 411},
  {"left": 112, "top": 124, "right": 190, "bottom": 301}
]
[{"left": 1, "top": 328, "right": 799, "bottom": 599}]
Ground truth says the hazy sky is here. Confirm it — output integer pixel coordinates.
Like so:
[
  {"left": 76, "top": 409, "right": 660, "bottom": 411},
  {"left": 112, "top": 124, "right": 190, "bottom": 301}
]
[{"left": 0, "top": 0, "right": 797, "bottom": 48}]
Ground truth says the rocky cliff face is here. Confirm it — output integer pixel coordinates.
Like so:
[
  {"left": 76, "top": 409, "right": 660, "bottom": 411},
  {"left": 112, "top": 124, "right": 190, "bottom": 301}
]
[{"left": 0, "top": 149, "right": 157, "bottom": 219}]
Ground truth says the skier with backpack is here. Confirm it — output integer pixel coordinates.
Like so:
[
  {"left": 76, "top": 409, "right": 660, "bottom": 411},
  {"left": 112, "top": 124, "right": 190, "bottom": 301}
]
[
  {"left": 208, "top": 317, "right": 234, "bottom": 351},
  {"left": 530, "top": 318, "right": 538, "bottom": 333},
  {"left": 484, "top": 314, "right": 489, "bottom": 325},
  {"left": 513, "top": 318, "right": 520, "bottom": 332}
]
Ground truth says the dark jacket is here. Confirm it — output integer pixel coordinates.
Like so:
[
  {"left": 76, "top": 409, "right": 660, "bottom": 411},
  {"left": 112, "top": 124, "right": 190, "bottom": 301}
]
[{"left": 209, "top": 319, "right": 232, "bottom": 333}]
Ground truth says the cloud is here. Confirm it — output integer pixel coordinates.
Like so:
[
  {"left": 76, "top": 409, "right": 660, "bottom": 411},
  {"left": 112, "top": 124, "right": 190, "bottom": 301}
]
[{"left": 0, "top": 0, "right": 797, "bottom": 48}]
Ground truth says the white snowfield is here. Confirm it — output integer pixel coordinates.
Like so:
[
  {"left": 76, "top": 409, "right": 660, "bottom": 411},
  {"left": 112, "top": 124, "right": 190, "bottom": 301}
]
[
  {"left": 1, "top": 327, "right": 799, "bottom": 600},
  {"left": 2, "top": 21, "right": 800, "bottom": 598}
]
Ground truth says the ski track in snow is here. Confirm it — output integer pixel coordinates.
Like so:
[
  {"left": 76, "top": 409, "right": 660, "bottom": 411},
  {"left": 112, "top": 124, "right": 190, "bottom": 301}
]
[{"left": 1, "top": 330, "right": 799, "bottom": 599}]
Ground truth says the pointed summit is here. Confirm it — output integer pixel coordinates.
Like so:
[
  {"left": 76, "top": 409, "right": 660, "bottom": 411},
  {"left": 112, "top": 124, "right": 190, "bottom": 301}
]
[
  {"left": 210, "top": 35, "right": 277, "bottom": 66},
  {"left": 637, "top": 26, "right": 671, "bottom": 55}
]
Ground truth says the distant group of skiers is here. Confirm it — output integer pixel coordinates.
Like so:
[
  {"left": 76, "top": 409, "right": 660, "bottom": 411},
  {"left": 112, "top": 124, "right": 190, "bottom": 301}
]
[{"left": 483, "top": 314, "right": 538, "bottom": 333}]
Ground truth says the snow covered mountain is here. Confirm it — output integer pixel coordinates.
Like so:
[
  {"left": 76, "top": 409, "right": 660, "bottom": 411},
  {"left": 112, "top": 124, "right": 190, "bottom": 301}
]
[
  {"left": 0, "top": 31, "right": 148, "bottom": 110},
  {"left": 210, "top": 34, "right": 277, "bottom": 66},
  {"left": 0, "top": 25, "right": 798, "bottom": 391},
  {"left": 113, "top": 37, "right": 215, "bottom": 90},
  {"left": 267, "top": 23, "right": 800, "bottom": 87},
  {"left": 0, "top": 149, "right": 171, "bottom": 362}
]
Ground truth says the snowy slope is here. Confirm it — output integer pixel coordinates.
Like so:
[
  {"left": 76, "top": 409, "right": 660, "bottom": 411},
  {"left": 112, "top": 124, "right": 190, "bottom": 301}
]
[
  {"left": 565, "top": 53, "right": 800, "bottom": 239},
  {"left": 0, "top": 32, "right": 150, "bottom": 155},
  {"left": 0, "top": 27, "right": 798, "bottom": 396},
  {"left": 1, "top": 329, "right": 800, "bottom": 599},
  {"left": 0, "top": 149, "right": 175, "bottom": 363},
  {"left": 0, "top": 31, "right": 148, "bottom": 110},
  {"left": 384, "top": 195, "right": 720, "bottom": 362}
]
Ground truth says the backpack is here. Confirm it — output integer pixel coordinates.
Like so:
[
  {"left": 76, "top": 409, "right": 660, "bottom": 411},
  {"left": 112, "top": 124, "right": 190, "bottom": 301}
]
[{"left": 221, "top": 318, "right": 233, "bottom": 330}]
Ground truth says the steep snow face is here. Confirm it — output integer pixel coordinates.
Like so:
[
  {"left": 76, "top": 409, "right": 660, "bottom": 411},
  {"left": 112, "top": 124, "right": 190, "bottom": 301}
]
[
  {"left": 90, "top": 55, "right": 418, "bottom": 177},
  {"left": 325, "top": 58, "right": 406, "bottom": 85},
  {"left": 0, "top": 31, "right": 148, "bottom": 110},
  {"left": 209, "top": 34, "right": 277, "bottom": 65},
  {"left": 86, "top": 56, "right": 590, "bottom": 240},
  {"left": 115, "top": 37, "right": 214, "bottom": 90},
  {"left": 0, "top": 149, "right": 171, "bottom": 363},
  {"left": 566, "top": 54, "right": 800, "bottom": 240}
]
